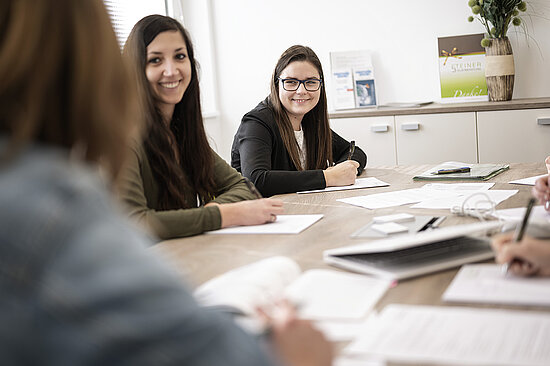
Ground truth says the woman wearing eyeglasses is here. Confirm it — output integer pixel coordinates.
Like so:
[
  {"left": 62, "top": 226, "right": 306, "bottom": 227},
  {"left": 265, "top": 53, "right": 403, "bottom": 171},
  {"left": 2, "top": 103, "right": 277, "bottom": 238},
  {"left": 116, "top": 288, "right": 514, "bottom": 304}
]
[{"left": 231, "top": 45, "right": 367, "bottom": 197}]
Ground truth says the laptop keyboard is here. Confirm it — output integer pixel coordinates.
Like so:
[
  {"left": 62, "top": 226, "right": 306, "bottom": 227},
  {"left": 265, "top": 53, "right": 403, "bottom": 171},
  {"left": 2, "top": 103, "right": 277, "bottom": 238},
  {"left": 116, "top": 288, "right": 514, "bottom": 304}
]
[{"left": 335, "top": 236, "right": 491, "bottom": 269}]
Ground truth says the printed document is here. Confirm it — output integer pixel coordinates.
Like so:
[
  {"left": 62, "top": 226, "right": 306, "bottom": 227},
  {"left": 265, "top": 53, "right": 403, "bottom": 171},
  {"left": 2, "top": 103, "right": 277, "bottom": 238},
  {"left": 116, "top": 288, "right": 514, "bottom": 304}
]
[
  {"left": 206, "top": 214, "right": 323, "bottom": 234},
  {"left": 346, "top": 304, "right": 550, "bottom": 366},
  {"left": 297, "top": 177, "right": 389, "bottom": 194},
  {"left": 443, "top": 264, "right": 550, "bottom": 306},
  {"left": 337, "top": 183, "right": 497, "bottom": 210}
]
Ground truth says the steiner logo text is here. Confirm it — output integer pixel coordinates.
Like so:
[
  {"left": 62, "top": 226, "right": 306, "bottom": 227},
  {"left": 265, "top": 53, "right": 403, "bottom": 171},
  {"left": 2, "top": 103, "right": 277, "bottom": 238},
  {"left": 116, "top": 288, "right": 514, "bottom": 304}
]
[{"left": 451, "top": 62, "right": 482, "bottom": 72}]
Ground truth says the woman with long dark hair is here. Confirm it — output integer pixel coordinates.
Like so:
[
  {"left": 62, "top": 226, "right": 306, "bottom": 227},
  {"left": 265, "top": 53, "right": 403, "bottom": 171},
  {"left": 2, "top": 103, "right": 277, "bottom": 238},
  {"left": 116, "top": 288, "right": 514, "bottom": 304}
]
[
  {"left": 122, "top": 15, "right": 283, "bottom": 239},
  {"left": 232, "top": 45, "right": 367, "bottom": 197}
]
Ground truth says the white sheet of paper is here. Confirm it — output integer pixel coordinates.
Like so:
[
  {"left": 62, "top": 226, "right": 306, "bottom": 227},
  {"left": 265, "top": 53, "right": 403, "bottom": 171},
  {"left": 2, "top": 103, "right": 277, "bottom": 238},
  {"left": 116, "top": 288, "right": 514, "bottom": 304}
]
[
  {"left": 411, "top": 189, "right": 518, "bottom": 209},
  {"left": 346, "top": 304, "right": 550, "bottom": 366},
  {"left": 443, "top": 264, "right": 550, "bottom": 306},
  {"left": 337, "top": 188, "right": 458, "bottom": 209},
  {"left": 493, "top": 205, "right": 550, "bottom": 222},
  {"left": 297, "top": 177, "right": 389, "bottom": 194},
  {"left": 285, "top": 269, "right": 390, "bottom": 320},
  {"left": 509, "top": 174, "right": 546, "bottom": 186},
  {"left": 206, "top": 214, "right": 323, "bottom": 234}
]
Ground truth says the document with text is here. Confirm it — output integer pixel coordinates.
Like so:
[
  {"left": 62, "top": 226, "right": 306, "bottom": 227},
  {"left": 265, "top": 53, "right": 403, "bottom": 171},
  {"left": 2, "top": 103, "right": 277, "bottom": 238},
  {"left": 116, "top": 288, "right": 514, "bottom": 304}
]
[
  {"left": 443, "top": 264, "right": 550, "bottom": 306},
  {"left": 346, "top": 304, "right": 550, "bottom": 366}
]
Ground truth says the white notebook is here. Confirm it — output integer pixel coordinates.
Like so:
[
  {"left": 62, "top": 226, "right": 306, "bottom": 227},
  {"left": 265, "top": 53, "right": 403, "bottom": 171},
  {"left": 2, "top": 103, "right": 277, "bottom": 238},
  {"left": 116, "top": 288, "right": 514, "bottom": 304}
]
[{"left": 194, "top": 256, "right": 390, "bottom": 320}]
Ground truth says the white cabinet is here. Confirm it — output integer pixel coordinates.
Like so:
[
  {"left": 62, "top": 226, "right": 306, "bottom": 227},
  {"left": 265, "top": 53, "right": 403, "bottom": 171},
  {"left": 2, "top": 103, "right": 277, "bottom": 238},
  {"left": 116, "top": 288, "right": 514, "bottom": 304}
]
[
  {"left": 330, "top": 116, "right": 397, "bottom": 166},
  {"left": 330, "top": 98, "right": 550, "bottom": 165},
  {"left": 395, "top": 113, "right": 478, "bottom": 165},
  {"left": 477, "top": 108, "right": 550, "bottom": 163}
]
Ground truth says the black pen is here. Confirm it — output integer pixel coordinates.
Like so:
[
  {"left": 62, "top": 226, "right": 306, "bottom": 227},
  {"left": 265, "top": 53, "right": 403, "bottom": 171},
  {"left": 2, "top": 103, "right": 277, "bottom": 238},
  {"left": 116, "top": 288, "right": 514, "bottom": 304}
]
[
  {"left": 503, "top": 197, "right": 536, "bottom": 274},
  {"left": 431, "top": 167, "right": 470, "bottom": 175},
  {"left": 244, "top": 177, "right": 263, "bottom": 199},
  {"left": 347, "top": 140, "right": 355, "bottom": 160}
]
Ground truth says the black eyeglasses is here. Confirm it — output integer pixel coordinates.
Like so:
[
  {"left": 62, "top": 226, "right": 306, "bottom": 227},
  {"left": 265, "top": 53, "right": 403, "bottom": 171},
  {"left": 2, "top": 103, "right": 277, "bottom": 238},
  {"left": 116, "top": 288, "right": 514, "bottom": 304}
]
[{"left": 278, "top": 78, "right": 322, "bottom": 91}]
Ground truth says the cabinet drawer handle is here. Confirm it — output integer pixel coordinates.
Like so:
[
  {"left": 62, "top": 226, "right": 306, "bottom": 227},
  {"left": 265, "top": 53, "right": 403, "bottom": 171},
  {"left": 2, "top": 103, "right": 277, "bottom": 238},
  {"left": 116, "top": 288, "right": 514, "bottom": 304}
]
[
  {"left": 401, "top": 122, "right": 419, "bottom": 131},
  {"left": 537, "top": 118, "right": 550, "bottom": 125},
  {"left": 371, "top": 124, "right": 389, "bottom": 132}
]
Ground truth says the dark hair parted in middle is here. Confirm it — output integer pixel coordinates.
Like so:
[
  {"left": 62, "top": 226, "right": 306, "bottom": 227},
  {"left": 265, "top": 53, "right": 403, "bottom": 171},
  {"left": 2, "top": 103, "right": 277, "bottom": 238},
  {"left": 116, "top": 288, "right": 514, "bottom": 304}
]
[
  {"left": 123, "top": 15, "right": 214, "bottom": 210},
  {"left": 268, "top": 45, "right": 332, "bottom": 170}
]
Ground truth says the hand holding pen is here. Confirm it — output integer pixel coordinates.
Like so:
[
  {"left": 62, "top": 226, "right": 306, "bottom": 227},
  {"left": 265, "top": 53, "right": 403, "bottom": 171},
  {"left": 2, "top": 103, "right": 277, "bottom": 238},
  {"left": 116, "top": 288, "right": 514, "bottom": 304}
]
[
  {"left": 347, "top": 140, "right": 355, "bottom": 160},
  {"left": 495, "top": 198, "right": 536, "bottom": 275},
  {"left": 493, "top": 234, "right": 550, "bottom": 277}
]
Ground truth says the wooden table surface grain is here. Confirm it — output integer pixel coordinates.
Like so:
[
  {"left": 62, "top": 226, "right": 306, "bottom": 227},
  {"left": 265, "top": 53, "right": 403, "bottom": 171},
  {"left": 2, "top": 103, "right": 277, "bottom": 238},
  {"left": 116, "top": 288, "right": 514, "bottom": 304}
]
[{"left": 153, "top": 162, "right": 547, "bottom": 313}]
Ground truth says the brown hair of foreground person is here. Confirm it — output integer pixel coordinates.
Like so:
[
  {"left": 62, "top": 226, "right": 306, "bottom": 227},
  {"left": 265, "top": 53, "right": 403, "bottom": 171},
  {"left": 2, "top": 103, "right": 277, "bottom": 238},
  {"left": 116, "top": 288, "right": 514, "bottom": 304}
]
[{"left": 0, "top": 0, "right": 141, "bottom": 180}]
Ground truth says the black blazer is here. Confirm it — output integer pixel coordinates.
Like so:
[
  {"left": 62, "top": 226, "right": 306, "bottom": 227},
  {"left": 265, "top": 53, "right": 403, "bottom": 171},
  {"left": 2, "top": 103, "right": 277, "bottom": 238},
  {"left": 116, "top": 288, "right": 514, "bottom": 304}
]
[{"left": 231, "top": 99, "right": 367, "bottom": 197}]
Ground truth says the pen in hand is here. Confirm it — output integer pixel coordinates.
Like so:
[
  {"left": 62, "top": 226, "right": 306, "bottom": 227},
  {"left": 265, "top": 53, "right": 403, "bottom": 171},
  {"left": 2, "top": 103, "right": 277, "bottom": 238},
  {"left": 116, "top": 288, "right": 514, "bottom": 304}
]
[
  {"left": 347, "top": 140, "right": 355, "bottom": 160},
  {"left": 244, "top": 177, "right": 263, "bottom": 199},
  {"left": 503, "top": 197, "right": 536, "bottom": 274}
]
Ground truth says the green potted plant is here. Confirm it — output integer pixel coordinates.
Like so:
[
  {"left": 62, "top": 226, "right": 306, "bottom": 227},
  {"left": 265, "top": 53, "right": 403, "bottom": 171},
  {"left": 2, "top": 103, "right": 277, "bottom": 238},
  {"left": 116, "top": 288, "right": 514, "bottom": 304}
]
[{"left": 467, "top": 0, "right": 528, "bottom": 101}]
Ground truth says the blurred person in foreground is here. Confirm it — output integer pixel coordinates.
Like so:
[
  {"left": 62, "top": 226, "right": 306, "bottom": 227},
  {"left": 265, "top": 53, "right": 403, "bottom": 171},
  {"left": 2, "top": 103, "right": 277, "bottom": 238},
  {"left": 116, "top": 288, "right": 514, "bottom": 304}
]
[{"left": 0, "top": 1, "right": 332, "bottom": 365}]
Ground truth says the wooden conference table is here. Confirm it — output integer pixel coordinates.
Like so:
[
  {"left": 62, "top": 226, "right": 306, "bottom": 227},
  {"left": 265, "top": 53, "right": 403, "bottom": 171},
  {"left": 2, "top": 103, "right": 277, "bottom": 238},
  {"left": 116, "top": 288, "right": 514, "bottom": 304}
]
[{"left": 153, "top": 163, "right": 547, "bottom": 313}]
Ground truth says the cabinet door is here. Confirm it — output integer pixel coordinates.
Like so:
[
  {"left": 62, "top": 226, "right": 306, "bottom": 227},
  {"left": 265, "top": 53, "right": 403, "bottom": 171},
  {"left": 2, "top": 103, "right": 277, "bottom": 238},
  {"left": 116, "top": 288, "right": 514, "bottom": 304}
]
[
  {"left": 477, "top": 108, "right": 550, "bottom": 163},
  {"left": 330, "top": 116, "right": 397, "bottom": 166},
  {"left": 395, "top": 112, "right": 477, "bottom": 165}
]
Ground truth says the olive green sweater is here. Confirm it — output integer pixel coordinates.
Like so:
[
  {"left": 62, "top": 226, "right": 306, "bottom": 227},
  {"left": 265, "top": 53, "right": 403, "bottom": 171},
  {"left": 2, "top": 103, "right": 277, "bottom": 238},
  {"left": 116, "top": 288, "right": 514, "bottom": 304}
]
[{"left": 120, "top": 144, "right": 256, "bottom": 240}]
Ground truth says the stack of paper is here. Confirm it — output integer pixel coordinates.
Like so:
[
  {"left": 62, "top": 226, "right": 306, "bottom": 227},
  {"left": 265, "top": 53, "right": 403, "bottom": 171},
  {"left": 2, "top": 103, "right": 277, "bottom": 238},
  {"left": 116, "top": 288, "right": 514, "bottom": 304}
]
[{"left": 337, "top": 182, "right": 517, "bottom": 210}]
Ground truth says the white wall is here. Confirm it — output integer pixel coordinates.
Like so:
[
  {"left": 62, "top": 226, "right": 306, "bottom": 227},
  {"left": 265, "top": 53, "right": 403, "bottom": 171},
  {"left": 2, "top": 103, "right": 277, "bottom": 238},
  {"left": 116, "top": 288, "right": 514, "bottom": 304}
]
[{"left": 186, "top": 0, "right": 550, "bottom": 161}]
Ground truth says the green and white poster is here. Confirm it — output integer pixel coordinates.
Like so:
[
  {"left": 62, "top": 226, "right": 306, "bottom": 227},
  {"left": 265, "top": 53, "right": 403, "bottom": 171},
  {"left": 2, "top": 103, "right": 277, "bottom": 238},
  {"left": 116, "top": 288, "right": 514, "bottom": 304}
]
[{"left": 438, "top": 33, "right": 488, "bottom": 103}]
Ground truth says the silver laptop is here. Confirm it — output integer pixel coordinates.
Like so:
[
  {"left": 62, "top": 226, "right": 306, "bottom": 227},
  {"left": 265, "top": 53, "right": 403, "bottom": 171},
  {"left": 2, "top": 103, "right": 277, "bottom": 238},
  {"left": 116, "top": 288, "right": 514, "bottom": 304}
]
[{"left": 323, "top": 221, "right": 501, "bottom": 280}]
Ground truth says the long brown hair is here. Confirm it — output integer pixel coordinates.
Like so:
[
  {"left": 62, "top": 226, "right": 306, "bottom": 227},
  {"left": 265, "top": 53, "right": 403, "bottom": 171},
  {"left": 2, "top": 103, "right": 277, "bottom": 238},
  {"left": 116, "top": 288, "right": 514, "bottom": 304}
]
[
  {"left": 269, "top": 45, "right": 332, "bottom": 170},
  {"left": 124, "top": 15, "right": 215, "bottom": 210},
  {"left": 0, "top": 0, "right": 139, "bottom": 180}
]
